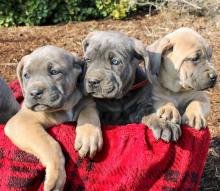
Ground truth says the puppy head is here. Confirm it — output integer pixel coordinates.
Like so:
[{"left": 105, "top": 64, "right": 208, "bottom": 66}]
[
  {"left": 149, "top": 27, "right": 217, "bottom": 92},
  {"left": 82, "top": 31, "right": 151, "bottom": 99},
  {"left": 17, "top": 45, "right": 82, "bottom": 112}
]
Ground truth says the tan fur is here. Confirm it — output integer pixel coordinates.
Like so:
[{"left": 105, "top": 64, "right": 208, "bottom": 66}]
[
  {"left": 5, "top": 45, "right": 102, "bottom": 191},
  {"left": 148, "top": 28, "right": 217, "bottom": 132}
]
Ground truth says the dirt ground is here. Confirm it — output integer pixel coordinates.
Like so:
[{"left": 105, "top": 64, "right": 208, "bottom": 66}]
[{"left": 0, "top": 11, "right": 219, "bottom": 190}]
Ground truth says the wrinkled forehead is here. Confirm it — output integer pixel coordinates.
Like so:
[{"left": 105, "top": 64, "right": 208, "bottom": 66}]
[
  {"left": 171, "top": 31, "right": 210, "bottom": 54},
  {"left": 87, "top": 34, "right": 134, "bottom": 58},
  {"left": 23, "top": 53, "right": 70, "bottom": 73}
]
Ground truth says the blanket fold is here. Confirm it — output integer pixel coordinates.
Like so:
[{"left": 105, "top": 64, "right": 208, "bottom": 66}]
[{"left": 0, "top": 80, "right": 210, "bottom": 191}]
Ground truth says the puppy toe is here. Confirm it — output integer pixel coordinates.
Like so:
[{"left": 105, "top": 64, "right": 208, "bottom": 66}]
[
  {"left": 78, "top": 141, "right": 90, "bottom": 158},
  {"left": 195, "top": 115, "right": 206, "bottom": 130},
  {"left": 195, "top": 118, "right": 202, "bottom": 130},
  {"left": 161, "top": 128, "right": 172, "bottom": 142},
  {"left": 89, "top": 143, "right": 98, "bottom": 159},
  {"left": 188, "top": 115, "right": 196, "bottom": 127},
  {"left": 156, "top": 108, "right": 165, "bottom": 118},
  {"left": 97, "top": 133, "right": 103, "bottom": 151},
  {"left": 152, "top": 127, "right": 162, "bottom": 140},
  {"left": 171, "top": 113, "right": 181, "bottom": 124},
  {"left": 161, "top": 110, "right": 172, "bottom": 121},
  {"left": 74, "top": 137, "right": 82, "bottom": 151},
  {"left": 171, "top": 124, "right": 181, "bottom": 142}
]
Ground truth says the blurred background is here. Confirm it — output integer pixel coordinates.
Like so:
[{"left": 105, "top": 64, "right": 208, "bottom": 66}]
[{"left": 0, "top": 0, "right": 219, "bottom": 190}]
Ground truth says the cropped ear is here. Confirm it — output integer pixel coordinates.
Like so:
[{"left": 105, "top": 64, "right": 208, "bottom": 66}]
[
  {"left": 82, "top": 32, "right": 96, "bottom": 53},
  {"left": 17, "top": 55, "right": 29, "bottom": 93},
  {"left": 132, "top": 38, "right": 152, "bottom": 83},
  {"left": 147, "top": 37, "right": 173, "bottom": 75}
]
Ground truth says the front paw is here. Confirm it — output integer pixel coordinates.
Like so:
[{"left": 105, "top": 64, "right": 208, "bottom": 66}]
[
  {"left": 182, "top": 112, "right": 206, "bottom": 130},
  {"left": 44, "top": 151, "right": 66, "bottom": 191},
  {"left": 144, "top": 114, "right": 181, "bottom": 142},
  {"left": 156, "top": 105, "right": 181, "bottom": 124},
  {"left": 74, "top": 124, "right": 103, "bottom": 158}
]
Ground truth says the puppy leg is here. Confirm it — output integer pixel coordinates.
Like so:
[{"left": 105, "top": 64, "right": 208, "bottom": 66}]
[
  {"left": 156, "top": 102, "right": 181, "bottom": 124},
  {"left": 74, "top": 98, "right": 103, "bottom": 158},
  {"left": 142, "top": 113, "right": 181, "bottom": 142},
  {"left": 182, "top": 93, "right": 210, "bottom": 130},
  {"left": 5, "top": 110, "right": 66, "bottom": 191}
]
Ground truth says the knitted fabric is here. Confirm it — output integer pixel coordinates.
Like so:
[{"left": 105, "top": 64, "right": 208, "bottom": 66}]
[{"left": 0, "top": 80, "right": 210, "bottom": 191}]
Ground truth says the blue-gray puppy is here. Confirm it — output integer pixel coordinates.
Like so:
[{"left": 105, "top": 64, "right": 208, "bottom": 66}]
[{"left": 0, "top": 77, "right": 19, "bottom": 123}]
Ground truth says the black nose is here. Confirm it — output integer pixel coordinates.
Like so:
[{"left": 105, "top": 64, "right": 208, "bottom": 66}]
[
  {"left": 209, "top": 74, "right": 217, "bottom": 83},
  {"left": 88, "top": 79, "right": 101, "bottom": 88},
  {"left": 30, "top": 89, "right": 44, "bottom": 99}
]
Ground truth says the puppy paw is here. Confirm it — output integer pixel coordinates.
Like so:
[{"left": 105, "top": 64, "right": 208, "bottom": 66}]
[
  {"left": 44, "top": 155, "right": 66, "bottom": 191},
  {"left": 157, "top": 105, "right": 181, "bottom": 124},
  {"left": 182, "top": 112, "right": 206, "bottom": 130},
  {"left": 74, "top": 124, "right": 103, "bottom": 158},
  {"left": 143, "top": 114, "right": 181, "bottom": 142}
]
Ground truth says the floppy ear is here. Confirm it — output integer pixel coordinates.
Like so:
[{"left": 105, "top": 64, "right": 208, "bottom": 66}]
[
  {"left": 17, "top": 55, "right": 29, "bottom": 92},
  {"left": 82, "top": 32, "right": 96, "bottom": 53},
  {"left": 206, "top": 46, "right": 212, "bottom": 59},
  {"left": 147, "top": 37, "right": 173, "bottom": 75},
  {"left": 132, "top": 38, "right": 152, "bottom": 83},
  {"left": 72, "top": 53, "right": 83, "bottom": 75}
]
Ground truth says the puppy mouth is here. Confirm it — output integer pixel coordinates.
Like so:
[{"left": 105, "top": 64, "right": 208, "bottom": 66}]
[
  {"left": 26, "top": 94, "right": 64, "bottom": 111},
  {"left": 31, "top": 103, "right": 50, "bottom": 111},
  {"left": 193, "top": 79, "right": 217, "bottom": 91},
  {"left": 104, "top": 86, "right": 115, "bottom": 94},
  {"left": 87, "top": 85, "right": 118, "bottom": 98}
]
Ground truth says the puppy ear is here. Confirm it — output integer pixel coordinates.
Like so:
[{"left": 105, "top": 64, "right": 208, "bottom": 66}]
[
  {"left": 147, "top": 37, "right": 173, "bottom": 75},
  {"left": 17, "top": 55, "right": 29, "bottom": 92},
  {"left": 206, "top": 46, "right": 212, "bottom": 59},
  {"left": 71, "top": 52, "right": 83, "bottom": 67},
  {"left": 132, "top": 38, "right": 152, "bottom": 83},
  {"left": 82, "top": 32, "right": 96, "bottom": 53}
]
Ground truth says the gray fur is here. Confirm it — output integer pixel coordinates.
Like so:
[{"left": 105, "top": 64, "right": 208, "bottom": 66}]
[
  {"left": 0, "top": 78, "right": 19, "bottom": 123},
  {"left": 82, "top": 31, "right": 153, "bottom": 125},
  {"left": 18, "top": 45, "right": 83, "bottom": 120}
]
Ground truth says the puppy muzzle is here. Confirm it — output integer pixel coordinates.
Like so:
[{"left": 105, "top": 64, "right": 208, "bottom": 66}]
[
  {"left": 193, "top": 70, "right": 218, "bottom": 90},
  {"left": 85, "top": 74, "right": 122, "bottom": 98},
  {"left": 24, "top": 87, "right": 64, "bottom": 111}
]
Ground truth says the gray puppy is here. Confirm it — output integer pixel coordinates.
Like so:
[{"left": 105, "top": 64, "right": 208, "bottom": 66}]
[
  {"left": 5, "top": 45, "right": 102, "bottom": 191},
  {"left": 0, "top": 78, "right": 19, "bottom": 123},
  {"left": 82, "top": 31, "right": 180, "bottom": 141},
  {"left": 82, "top": 31, "right": 152, "bottom": 124}
]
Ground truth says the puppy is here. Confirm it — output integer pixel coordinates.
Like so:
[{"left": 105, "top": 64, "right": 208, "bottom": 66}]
[
  {"left": 82, "top": 31, "right": 180, "bottom": 141},
  {"left": 5, "top": 45, "right": 103, "bottom": 191},
  {"left": 147, "top": 27, "right": 217, "bottom": 134},
  {"left": 0, "top": 77, "right": 19, "bottom": 123}
]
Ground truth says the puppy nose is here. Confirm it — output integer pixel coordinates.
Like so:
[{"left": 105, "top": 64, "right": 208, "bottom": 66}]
[
  {"left": 88, "top": 79, "right": 101, "bottom": 87},
  {"left": 30, "top": 89, "right": 44, "bottom": 99},
  {"left": 209, "top": 73, "right": 217, "bottom": 83}
]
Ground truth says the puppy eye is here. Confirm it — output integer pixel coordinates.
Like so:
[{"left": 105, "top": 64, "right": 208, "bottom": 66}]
[
  {"left": 84, "top": 57, "right": 91, "bottom": 63},
  {"left": 111, "top": 58, "right": 120, "bottom": 65},
  {"left": 50, "top": 69, "right": 60, "bottom": 75},
  {"left": 191, "top": 53, "right": 200, "bottom": 63},
  {"left": 24, "top": 73, "right": 30, "bottom": 79}
]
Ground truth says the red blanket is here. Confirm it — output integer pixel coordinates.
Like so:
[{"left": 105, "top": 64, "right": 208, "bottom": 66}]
[{"left": 0, "top": 81, "right": 210, "bottom": 191}]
